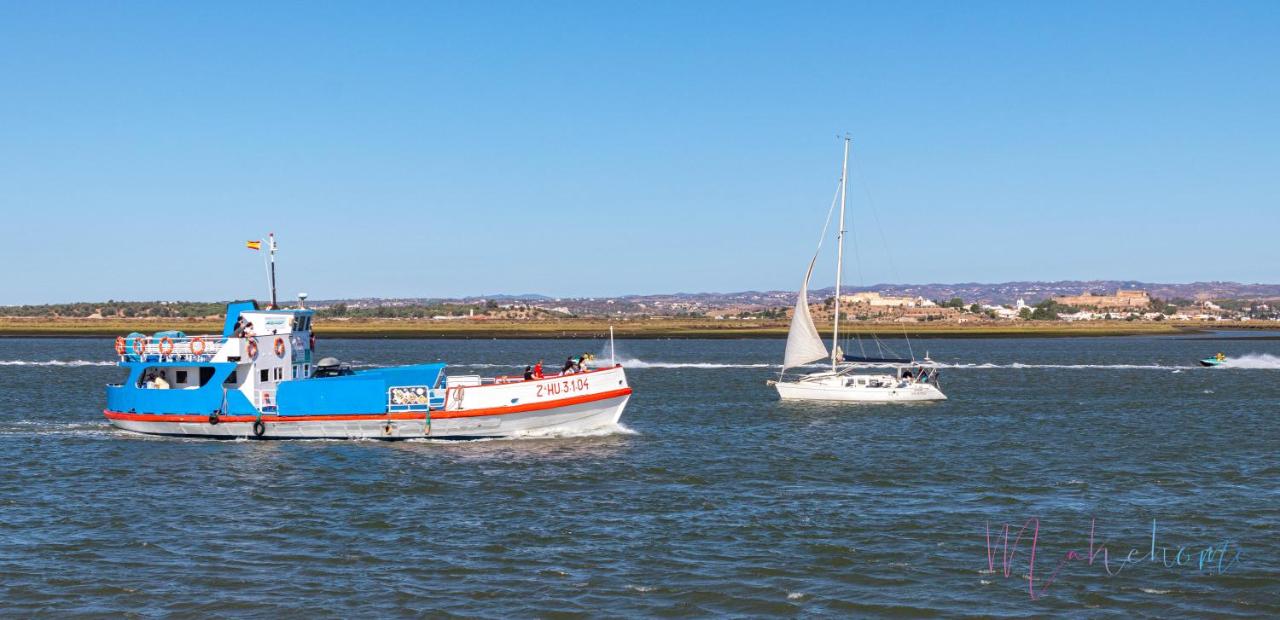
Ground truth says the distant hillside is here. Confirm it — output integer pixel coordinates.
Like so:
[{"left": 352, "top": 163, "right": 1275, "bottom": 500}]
[
  {"left": 6, "top": 281, "right": 1280, "bottom": 318},
  {"left": 808, "top": 281, "right": 1280, "bottom": 306}
]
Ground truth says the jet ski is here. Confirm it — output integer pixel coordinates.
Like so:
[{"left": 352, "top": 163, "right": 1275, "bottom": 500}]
[{"left": 1200, "top": 353, "right": 1227, "bottom": 367}]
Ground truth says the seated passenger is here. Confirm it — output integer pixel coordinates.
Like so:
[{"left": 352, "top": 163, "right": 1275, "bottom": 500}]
[
  {"left": 152, "top": 373, "right": 170, "bottom": 390},
  {"left": 562, "top": 357, "right": 576, "bottom": 374},
  {"left": 523, "top": 365, "right": 534, "bottom": 380}
]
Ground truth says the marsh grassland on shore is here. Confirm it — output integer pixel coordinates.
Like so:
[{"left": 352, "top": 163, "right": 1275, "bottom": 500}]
[{"left": 0, "top": 317, "right": 1243, "bottom": 339}]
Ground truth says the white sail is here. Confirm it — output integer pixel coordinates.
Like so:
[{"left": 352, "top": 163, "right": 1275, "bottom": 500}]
[{"left": 783, "top": 256, "right": 829, "bottom": 369}]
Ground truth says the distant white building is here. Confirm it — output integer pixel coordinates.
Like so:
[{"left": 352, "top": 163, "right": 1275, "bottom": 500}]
[
  {"left": 842, "top": 292, "right": 933, "bottom": 308},
  {"left": 981, "top": 303, "right": 1019, "bottom": 319}
]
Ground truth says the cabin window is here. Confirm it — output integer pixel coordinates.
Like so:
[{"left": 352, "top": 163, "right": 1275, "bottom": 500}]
[
  {"left": 199, "top": 367, "right": 215, "bottom": 386},
  {"left": 176, "top": 370, "right": 189, "bottom": 384},
  {"left": 260, "top": 369, "right": 270, "bottom": 383},
  {"left": 274, "top": 367, "right": 283, "bottom": 380},
  {"left": 225, "top": 370, "right": 237, "bottom": 385}
]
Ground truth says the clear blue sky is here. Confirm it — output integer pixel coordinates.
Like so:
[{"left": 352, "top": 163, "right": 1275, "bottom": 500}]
[{"left": 2, "top": 1, "right": 1277, "bottom": 304}]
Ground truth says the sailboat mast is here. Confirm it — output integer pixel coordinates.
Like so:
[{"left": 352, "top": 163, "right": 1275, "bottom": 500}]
[{"left": 832, "top": 136, "right": 849, "bottom": 369}]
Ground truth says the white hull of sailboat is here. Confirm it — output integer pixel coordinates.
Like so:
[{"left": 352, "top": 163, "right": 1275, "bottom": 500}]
[{"left": 774, "top": 374, "right": 947, "bottom": 402}]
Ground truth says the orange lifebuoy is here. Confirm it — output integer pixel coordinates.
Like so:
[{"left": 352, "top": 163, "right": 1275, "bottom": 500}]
[
  {"left": 190, "top": 336, "right": 206, "bottom": 356},
  {"left": 158, "top": 337, "right": 175, "bottom": 356},
  {"left": 246, "top": 339, "right": 259, "bottom": 358},
  {"left": 273, "top": 337, "right": 286, "bottom": 358},
  {"left": 133, "top": 337, "right": 148, "bottom": 356},
  {"left": 114, "top": 337, "right": 126, "bottom": 356}
]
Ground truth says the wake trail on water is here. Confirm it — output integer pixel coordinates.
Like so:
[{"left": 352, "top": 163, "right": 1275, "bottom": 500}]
[
  {"left": 1214, "top": 353, "right": 1280, "bottom": 369},
  {"left": 612, "top": 356, "right": 1280, "bottom": 371},
  {"left": 403, "top": 422, "right": 638, "bottom": 444},
  {"left": 611, "top": 357, "right": 772, "bottom": 369},
  {"left": 0, "top": 360, "right": 116, "bottom": 367}
]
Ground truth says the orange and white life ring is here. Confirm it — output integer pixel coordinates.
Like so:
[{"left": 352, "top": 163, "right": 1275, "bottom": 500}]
[
  {"left": 246, "top": 339, "right": 259, "bottom": 359},
  {"left": 114, "top": 337, "right": 126, "bottom": 356},
  {"left": 158, "top": 337, "right": 175, "bottom": 356},
  {"left": 133, "top": 337, "right": 148, "bottom": 356},
  {"left": 190, "top": 336, "right": 206, "bottom": 356},
  {"left": 273, "top": 337, "right": 286, "bottom": 358}
]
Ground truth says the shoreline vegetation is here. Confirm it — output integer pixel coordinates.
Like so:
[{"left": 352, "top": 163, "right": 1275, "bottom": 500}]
[{"left": 0, "top": 317, "right": 1271, "bottom": 339}]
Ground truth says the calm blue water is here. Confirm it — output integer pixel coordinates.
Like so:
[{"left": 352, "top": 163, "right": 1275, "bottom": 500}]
[{"left": 1, "top": 334, "right": 1277, "bottom": 616}]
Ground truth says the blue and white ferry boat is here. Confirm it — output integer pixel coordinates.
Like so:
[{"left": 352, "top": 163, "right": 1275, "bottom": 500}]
[{"left": 104, "top": 300, "right": 631, "bottom": 439}]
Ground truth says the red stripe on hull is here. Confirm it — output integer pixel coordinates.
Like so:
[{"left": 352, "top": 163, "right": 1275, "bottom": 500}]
[{"left": 432, "top": 388, "right": 631, "bottom": 419}]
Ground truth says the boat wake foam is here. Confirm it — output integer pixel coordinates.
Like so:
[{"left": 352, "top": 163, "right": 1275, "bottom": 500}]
[
  {"left": 613, "top": 357, "right": 772, "bottom": 369},
  {"left": 612, "top": 357, "right": 1280, "bottom": 371},
  {"left": 1213, "top": 353, "right": 1280, "bottom": 369},
  {"left": 0, "top": 360, "right": 116, "bottom": 367},
  {"left": 513, "top": 422, "right": 638, "bottom": 439},
  {"left": 403, "top": 422, "right": 638, "bottom": 443},
  {"left": 936, "top": 362, "right": 1199, "bottom": 370}
]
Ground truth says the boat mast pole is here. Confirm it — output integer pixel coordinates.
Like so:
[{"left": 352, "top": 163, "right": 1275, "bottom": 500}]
[{"left": 832, "top": 136, "right": 849, "bottom": 370}]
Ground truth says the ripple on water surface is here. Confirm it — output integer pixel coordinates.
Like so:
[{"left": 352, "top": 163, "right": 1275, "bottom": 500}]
[{"left": 0, "top": 336, "right": 1277, "bottom": 616}]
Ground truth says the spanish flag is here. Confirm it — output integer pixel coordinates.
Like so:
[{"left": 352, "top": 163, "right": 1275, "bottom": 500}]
[{"left": 246, "top": 240, "right": 262, "bottom": 251}]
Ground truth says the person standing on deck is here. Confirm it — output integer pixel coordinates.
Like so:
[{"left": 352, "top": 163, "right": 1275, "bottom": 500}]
[{"left": 533, "top": 360, "right": 544, "bottom": 379}]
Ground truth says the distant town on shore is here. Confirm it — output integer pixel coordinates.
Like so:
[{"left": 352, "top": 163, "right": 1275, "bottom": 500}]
[{"left": 5, "top": 280, "right": 1280, "bottom": 324}]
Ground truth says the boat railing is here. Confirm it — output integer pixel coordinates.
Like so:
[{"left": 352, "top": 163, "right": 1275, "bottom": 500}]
[
  {"left": 445, "top": 366, "right": 612, "bottom": 388},
  {"left": 387, "top": 385, "right": 441, "bottom": 412},
  {"left": 116, "top": 334, "right": 229, "bottom": 362}
]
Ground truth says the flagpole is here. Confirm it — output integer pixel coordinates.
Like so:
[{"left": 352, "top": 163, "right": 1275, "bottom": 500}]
[
  {"left": 268, "top": 233, "right": 278, "bottom": 309},
  {"left": 261, "top": 240, "right": 271, "bottom": 307}
]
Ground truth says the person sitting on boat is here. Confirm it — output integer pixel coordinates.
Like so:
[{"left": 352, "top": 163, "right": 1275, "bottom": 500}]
[
  {"left": 562, "top": 357, "right": 577, "bottom": 374},
  {"left": 523, "top": 365, "right": 534, "bottom": 380},
  {"left": 577, "top": 354, "right": 589, "bottom": 372},
  {"left": 533, "top": 360, "right": 545, "bottom": 379},
  {"left": 1216, "top": 352, "right": 1226, "bottom": 362},
  {"left": 152, "top": 372, "right": 170, "bottom": 390}
]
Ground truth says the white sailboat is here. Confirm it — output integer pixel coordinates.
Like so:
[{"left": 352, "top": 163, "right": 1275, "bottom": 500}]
[{"left": 771, "top": 137, "right": 947, "bottom": 403}]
